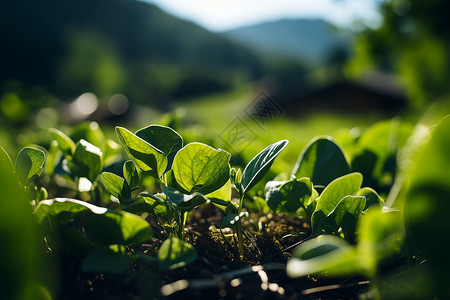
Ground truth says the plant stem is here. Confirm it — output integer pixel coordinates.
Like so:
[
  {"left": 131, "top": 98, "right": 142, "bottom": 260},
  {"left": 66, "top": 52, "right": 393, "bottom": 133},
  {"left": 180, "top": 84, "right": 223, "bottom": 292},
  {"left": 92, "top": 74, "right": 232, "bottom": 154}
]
[
  {"left": 236, "top": 192, "right": 245, "bottom": 259},
  {"left": 180, "top": 211, "right": 188, "bottom": 240}
]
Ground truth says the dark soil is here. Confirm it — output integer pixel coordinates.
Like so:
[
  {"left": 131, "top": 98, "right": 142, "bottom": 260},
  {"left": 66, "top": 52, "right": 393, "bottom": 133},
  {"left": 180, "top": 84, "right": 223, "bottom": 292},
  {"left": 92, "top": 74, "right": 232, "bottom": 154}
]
[{"left": 57, "top": 203, "right": 370, "bottom": 300}]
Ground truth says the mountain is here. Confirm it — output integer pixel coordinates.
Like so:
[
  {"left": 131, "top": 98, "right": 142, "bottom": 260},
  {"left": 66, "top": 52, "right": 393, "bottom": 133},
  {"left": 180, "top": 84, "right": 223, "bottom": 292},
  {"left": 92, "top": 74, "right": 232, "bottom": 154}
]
[
  {"left": 223, "top": 19, "right": 352, "bottom": 66},
  {"left": 0, "top": 0, "right": 265, "bottom": 104}
]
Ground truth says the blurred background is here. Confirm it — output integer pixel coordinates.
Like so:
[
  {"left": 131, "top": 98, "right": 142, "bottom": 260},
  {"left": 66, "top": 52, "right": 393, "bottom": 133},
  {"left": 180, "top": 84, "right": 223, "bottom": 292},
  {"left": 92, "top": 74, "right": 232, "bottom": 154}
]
[
  {"left": 1, "top": 0, "right": 449, "bottom": 162},
  {"left": 2, "top": 2, "right": 450, "bottom": 298}
]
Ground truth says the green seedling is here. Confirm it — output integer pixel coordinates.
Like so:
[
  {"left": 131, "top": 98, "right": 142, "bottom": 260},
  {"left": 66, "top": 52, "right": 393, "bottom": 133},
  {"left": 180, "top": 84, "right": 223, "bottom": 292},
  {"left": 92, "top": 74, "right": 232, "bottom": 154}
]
[
  {"left": 13, "top": 146, "right": 48, "bottom": 203},
  {"left": 101, "top": 160, "right": 140, "bottom": 204},
  {"left": 50, "top": 128, "right": 103, "bottom": 195},
  {"left": 231, "top": 139, "right": 289, "bottom": 257},
  {"left": 34, "top": 197, "right": 153, "bottom": 273},
  {"left": 287, "top": 207, "right": 404, "bottom": 300},
  {"left": 103, "top": 124, "right": 231, "bottom": 269},
  {"left": 265, "top": 136, "right": 385, "bottom": 243},
  {"left": 292, "top": 136, "right": 351, "bottom": 188}
]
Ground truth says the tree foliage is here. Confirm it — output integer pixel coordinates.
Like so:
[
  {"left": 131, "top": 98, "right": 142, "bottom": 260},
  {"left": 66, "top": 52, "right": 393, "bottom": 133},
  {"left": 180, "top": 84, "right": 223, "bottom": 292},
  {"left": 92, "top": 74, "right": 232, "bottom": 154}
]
[{"left": 349, "top": 0, "right": 450, "bottom": 106}]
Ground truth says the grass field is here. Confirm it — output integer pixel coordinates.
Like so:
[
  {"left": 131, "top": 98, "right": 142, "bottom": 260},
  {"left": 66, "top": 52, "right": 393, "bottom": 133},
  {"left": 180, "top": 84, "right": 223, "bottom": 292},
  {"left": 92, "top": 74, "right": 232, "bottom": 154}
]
[{"left": 172, "top": 85, "right": 391, "bottom": 175}]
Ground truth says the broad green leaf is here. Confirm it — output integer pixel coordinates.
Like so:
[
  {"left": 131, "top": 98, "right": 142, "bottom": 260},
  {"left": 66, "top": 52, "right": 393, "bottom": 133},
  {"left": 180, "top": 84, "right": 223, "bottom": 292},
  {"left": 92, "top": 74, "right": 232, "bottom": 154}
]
[
  {"left": 34, "top": 198, "right": 108, "bottom": 225},
  {"left": 312, "top": 172, "right": 362, "bottom": 221},
  {"left": 136, "top": 125, "right": 183, "bottom": 172},
  {"left": 116, "top": 126, "right": 167, "bottom": 179},
  {"left": 172, "top": 142, "right": 231, "bottom": 195},
  {"left": 292, "top": 136, "right": 350, "bottom": 187},
  {"left": 311, "top": 173, "right": 362, "bottom": 230},
  {"left": 14, "top": 147, "right": 45, "bottom": 186},
  {"left": 158, "top": 237, "right": 197, "bottom": 271},
  {"left": 163, "top": 186, "right": 207, "bottom": 212},
  {"left": 123, "top": 194, "right": 172, "bottom": 223},
  {"left": 140, "top": 194, "right": 172, "bottom": 222},
  {"left": 287, "top": 235, "right": 360, "bottom": 278},
  {"left": 241, "top": 140, "right": 289, "bottom": 194},
  {"left": 355, "top": 120, "right": 413, "bottom": 163},
  {"left": 330, "top": 195, "right": 365, "bottom": 239},
  {"left": 404, "top": 115, "right": 450, "bottom": 291},
  {"left": 49, "top": 128, "right": 76, "bottom": 155},
  {"left": 351, "top": 120, "right": 413, "bottom": 193},
  {"left": 357, "top": 208, "right": 403, "bottom": 277},
  {"left": 101, "top": 172, "right": 131, "bottom": 202},
  {"left": 306, "top": 188, "right": 320, "bottom": 216},
  {"left": 356, "top": 187, "right": 384, "bottom": 209},
  {"left": 123, "top": 160, "right": 139, "bottom": 189},
  {"left": 0, "top": 145, "right": 40, "bottom": 300},
  {"left": 68, "top": 139, "right": 102, "bottom": 182},
  {"left": 83, "top": 210, "right": 152, "bottom": 246},
  {"left": 101, "top": 139, "right": 122, "bottom": 167},
  {"left": 206, "top": 179, "right": 232, "bottom": 207},
  {"left": 70, "top": 121, "right": 104, "bottom": 146},
  {"left": 82, "top": 248, "right": 130, "bottom": 274},
  {"left": 312, "top": 196, "right": 365, "bottom": 240},
  {"left": 265, "top": 177, "right": 313, "bottom": 214}
]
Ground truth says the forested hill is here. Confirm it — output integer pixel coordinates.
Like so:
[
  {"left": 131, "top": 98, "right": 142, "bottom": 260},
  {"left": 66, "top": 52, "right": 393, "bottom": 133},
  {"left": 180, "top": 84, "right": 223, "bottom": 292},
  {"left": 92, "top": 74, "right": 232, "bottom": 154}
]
[{"left": 0, "top": 0, "right": 265, "bottom": 104}]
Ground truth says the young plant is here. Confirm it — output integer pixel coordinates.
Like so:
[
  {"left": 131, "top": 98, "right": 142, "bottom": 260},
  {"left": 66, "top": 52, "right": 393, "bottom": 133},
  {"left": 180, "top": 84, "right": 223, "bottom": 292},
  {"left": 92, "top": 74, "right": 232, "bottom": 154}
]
[
  {"left": 101, "top": 160, "right": 140, "bottom": 204},
  {"left": 230, "top": 139, "right": 289, "bottom": 257},
  {"left": 265, "top": 136, "right": 384, "bottom": 242},
  {"left": 286, "top": 207, "right": 404, "bottom": 300},
  {"left": 14, "top": 146, "right": 48, "bottom": 203},
  {"left": 49, "top": 127, "right": 103, "bottom": 197},
  {"left": 107, "top": 125, "right": 231, "bottom": 243}
]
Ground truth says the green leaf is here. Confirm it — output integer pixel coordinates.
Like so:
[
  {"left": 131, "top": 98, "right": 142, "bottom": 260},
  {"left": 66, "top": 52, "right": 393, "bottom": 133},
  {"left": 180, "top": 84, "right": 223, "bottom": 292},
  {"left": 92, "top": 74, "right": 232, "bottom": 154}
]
[
  {"left": 206, "top": 179, "right": 232, "bottom": 207},
  {"left": 356, "top": 187, "right": 384, "bottom": 210},
  {"left": 163, "top": 186, "right": 207, "bottom": 212},
  {"left": 158, "top": 237, "right": 197, "bottom": 271},
  {"left": 135, "top": 125, "right": 183, "bottom": 173},
  {"left": 101, "top": 172, "right": 131, "bottom": 202},
  {"left": 14, "top": 147, "right": 45, "bottom": 186},
  {"left": 68, "top": 139, "right": 102, "bottom": 182},
  {"left": 287, "top": 235, "right": 360, "bottom": 278},
  {"left": 70, "top": 121, "right": 104, "bottom": 146},
  {"left": 312, "top": 196, "right": 365, "bottom": 239},
  {"left": 241, "top": 140, "right": 289, "bottom": 194},
  {"left": 34, "top": 198, "right": 108, "bottom": 225},
  {"left": 101, "top": 139, "right": 122, "bottom": 167},
  {"left": 292, "top": 136, "right": 350, "bottom": 187},
  {"left": 116, "top": 126, "right": 167, "bottom": 179},
  {"left": 123, "top": 160, "right": 139, "bottom": 189},
  {"left": 265, "top": 177, "right": 313, "bottom": 214},
  {"left": 83, "top": 210, "right": 153, "bottom": 246},
  {"left": 330, "top": 196, "right": 365, "bottom": 239},
  {"left": 138, "top": 194, "right": 172, "bottom": 222},
  {"left": 172, "top": 142, "right": 231, "bottom": 195},
  {"left": 49, "top": 128, "right": 76, "bottom": 155},
  {"left": 357, "top": 207, "right": 403, "bottom": 277},
  {"left": 311, "top": 172, "right": 362, "bottom": 229},
  {"left": 351, "top": 119, "right": 413, "bottom": 193},
  {"left": 404, "top": 115, "right": 450, "bottom": 290},
  {"left": 35, "top": 198, "right": 152, "bottom": 246},
  {"left": 82, "top": 248, "right": 130, "bottom": 274}
]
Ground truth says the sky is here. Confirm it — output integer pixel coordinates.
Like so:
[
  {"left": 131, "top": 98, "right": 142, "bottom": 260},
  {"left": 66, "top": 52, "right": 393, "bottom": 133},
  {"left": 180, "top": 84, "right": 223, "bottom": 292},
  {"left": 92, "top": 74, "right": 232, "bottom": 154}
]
[{"left": 143, "top": 0, "right": 382, "bottom": 32}]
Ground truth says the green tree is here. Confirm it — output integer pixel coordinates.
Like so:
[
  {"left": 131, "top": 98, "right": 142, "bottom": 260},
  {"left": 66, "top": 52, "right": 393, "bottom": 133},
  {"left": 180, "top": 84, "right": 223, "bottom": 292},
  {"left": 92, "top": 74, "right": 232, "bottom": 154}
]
[{"left": 348, "top": 0, "right": 450, "bottom": 107}]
